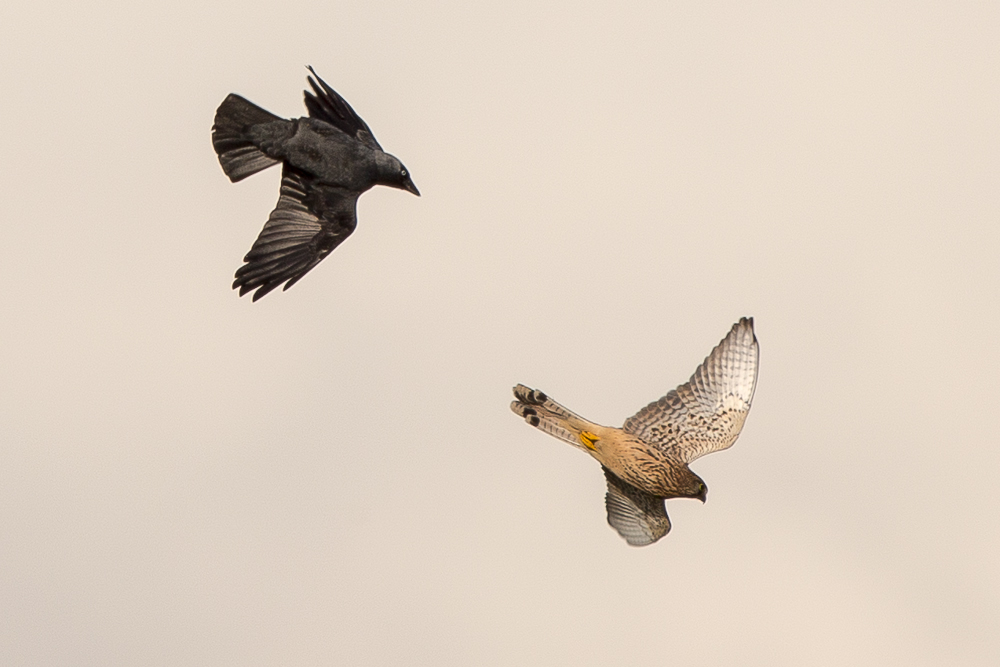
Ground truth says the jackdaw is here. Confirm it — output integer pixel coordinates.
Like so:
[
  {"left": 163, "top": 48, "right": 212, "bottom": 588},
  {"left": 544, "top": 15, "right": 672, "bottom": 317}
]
[{"left": 212, "top": 67, "right": 419, "bottom": 301}]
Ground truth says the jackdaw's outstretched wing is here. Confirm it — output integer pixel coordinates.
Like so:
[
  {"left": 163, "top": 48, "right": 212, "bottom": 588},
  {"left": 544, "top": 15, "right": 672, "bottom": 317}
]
[
  {"left": 622, "top": 317, "right": 759, "bottom": 464},
  {"left": 303, "top": 66, "right": 382, "bottom": 151},
  {"left": 603, "top": 467, "right": 671, "bottom": 546},
  {"left": 233, "top": 166, "right": 358, "bottom": 301}
]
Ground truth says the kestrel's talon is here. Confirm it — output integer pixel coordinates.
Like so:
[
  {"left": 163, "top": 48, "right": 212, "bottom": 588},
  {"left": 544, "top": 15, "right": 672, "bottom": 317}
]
[{"left": 579, "top": 431, "right": 600, "bottom": 451}]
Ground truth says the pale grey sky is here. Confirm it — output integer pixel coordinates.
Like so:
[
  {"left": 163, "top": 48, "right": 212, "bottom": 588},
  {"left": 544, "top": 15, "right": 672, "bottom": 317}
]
[{"left": 2, "top": 1, "right": 999, "bottom": 665}]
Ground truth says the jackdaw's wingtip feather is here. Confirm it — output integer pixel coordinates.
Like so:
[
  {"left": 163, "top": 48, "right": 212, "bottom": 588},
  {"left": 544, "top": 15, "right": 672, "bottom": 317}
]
[{"left": 300, "top": 68, "right": 382, "bottom": 151}]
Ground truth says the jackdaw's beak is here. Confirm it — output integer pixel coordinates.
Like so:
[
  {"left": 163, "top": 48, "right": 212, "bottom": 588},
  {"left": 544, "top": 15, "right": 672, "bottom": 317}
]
[{"left": 403, "top": 176, "right": 420, "bottom": 197}]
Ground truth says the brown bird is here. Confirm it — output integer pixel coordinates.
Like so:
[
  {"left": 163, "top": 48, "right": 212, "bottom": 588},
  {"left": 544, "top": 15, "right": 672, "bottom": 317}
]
[{"left": 510, "top": 317, "right": 759, "bottom": 546}]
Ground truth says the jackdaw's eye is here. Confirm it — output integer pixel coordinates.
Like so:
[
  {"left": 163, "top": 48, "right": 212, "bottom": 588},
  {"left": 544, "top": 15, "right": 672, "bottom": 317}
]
[{"left": 400, "top": 168, "right": 407, "bottom": 178}]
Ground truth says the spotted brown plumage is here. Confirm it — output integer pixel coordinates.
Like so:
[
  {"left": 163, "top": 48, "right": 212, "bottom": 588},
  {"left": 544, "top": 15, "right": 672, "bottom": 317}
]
[
  {"left": 212, "top": 67, "right": 419, "bottom": 301},
  {"left": 510, "top": 317, "right": 759, "bottom": 546}
]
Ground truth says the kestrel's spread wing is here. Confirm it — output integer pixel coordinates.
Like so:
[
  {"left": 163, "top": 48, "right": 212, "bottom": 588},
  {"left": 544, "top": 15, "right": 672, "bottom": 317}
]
[
  {"left": 232, "top": 166, "right": 358, "bottom": 301},
  {"left": 623, "top": 317, "right": 759, "bottom": 464},
  {"left": 603, "top": 467, "right": 671, "bottom": 546},
  {"left": 303, "top": 66, "right": 383, "bottom": 151}
]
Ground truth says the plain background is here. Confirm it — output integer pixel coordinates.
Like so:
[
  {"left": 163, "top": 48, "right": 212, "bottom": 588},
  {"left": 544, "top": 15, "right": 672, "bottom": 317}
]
[{"left": 2, "top": 1, "right": 998, "bottom": 665}]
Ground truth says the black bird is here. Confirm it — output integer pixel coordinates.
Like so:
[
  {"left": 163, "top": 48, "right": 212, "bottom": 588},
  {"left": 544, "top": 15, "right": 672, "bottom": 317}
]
[{"left": 212, "top": 67, "right": 419, "bottom": 301}]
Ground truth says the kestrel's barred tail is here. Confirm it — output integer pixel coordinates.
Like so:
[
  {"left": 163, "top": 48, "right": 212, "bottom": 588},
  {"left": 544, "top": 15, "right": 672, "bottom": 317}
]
[{"left": 510, "top": 385, "right": 594, "bottom": 452}]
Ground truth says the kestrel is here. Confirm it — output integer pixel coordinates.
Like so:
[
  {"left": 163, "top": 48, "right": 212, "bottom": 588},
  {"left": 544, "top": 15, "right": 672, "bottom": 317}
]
[
  {"left": 212, "top": 67, "right": 419, "bottom": 301},
  {"left": 510, "top": 317, "right": 759, "bottom": 546}
]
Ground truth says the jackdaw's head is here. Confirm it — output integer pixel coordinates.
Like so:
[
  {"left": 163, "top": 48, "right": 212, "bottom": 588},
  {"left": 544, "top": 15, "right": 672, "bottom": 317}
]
[{"left": 379, "top": 155, "right": 420, "bottom": 197}]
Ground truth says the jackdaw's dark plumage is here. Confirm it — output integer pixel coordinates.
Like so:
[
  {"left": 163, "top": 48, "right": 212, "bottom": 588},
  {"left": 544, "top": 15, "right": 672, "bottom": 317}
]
[{"left": 212, "top": 67, "right": 419, "bottom": 300}]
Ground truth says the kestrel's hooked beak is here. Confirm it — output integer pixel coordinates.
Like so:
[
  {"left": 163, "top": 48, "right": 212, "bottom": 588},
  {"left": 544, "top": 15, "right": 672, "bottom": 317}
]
[{"left": 696, "top": 485, "right": 708, "bottom": 503}]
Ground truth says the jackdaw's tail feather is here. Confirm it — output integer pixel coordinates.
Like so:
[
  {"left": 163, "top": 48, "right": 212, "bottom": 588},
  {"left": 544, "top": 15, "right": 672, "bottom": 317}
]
[{"left": 212, "top": 94, "right": 282, "bottom": 182}]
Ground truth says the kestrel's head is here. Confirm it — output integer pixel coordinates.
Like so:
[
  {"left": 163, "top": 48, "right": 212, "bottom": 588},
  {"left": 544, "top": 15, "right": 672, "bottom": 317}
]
[{"left": 683, "top": 473, "right": 708, "bottom": 503}]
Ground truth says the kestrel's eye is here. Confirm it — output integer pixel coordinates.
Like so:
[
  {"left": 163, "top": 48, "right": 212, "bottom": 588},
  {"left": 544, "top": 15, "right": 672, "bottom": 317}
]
[{"left": 400, "top": 168, "right": 407, "bottom": 177}]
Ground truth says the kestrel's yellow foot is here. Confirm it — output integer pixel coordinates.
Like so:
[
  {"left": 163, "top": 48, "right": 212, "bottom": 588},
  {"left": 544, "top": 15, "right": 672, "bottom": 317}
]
[{"left": 579, "top": 431, "right": 600, "bottom": 451}]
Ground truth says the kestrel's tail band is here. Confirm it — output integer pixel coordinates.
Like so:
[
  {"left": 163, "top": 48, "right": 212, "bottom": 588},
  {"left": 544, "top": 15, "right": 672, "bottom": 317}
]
[
  {"left": 512, "top": 385, "right": 589, "bottom": 422},
  {"left": 510, "top": 384, "right": 594, "bottom": 451}
]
